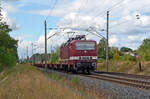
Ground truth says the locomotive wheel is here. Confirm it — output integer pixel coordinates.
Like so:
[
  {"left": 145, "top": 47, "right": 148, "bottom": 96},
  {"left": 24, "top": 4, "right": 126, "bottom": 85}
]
[
  {"left": 82, "top": 69, "right": 85, "bottom": 74},
  {"left": 72, "top": 69, "right": 78, "bottom": 74},
  {"left": 87, "top": 69, "right": 91, "bottom": 75}
]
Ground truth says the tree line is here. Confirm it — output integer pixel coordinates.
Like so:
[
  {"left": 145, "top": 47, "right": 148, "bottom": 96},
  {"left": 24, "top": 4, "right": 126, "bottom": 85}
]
[
  {"left": 98, "top": 38, "right": 150, "bottom": 62},
  {"left": 0, "top": 6, "right": 18, "bottom": 71}
]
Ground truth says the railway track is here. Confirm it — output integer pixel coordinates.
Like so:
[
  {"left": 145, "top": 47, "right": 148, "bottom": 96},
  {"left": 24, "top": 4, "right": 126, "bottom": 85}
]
[
  {"left": 81, "top": 73, "right": 150, "bottom": 91},
  {"left": 37, "top": 66, "right": 150, "bottom": 90},
  {"left": 95, "top": 71, "right": 150, "bottom": 80}
]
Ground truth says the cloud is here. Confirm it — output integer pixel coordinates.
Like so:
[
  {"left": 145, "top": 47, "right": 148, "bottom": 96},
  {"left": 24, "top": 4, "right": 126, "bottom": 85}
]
[
  {"left": 2, "top": 3, "right": 18, "bottom": 13},
  {"left": 15, "top": 34, "right": 36, "bottom": 58},
  {"left": 18, "top": 40, "right": 32, "bottom": 58},
  {"left": 20, "top": 0, "right": 150, "bottom": 54},
  {"left": 1, "top": 10, "right": 20, "bottom": 30},
  {"left": 1, "top": 2, "right": 20, "bottom": 30},
  {"left": 109, "top": 35, "right": 118, "bottom": 46},
  {"left": 17, "top": 29, "right": 67, "bottom": 58},
  {"left": 28, "top": 0, "right": 150, "bottom": 36},
  {"left": 5, "top": 0, "right": 19, "bottom": 1}
]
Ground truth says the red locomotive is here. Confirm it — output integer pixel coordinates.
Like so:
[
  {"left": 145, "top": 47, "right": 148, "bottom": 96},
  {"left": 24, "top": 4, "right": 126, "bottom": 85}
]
[
  {"left": 59, "top": 35, "right": 97, "bottom": 73},
  {"left": 35, "top": 35, "right": 97, "bottom": 74}
]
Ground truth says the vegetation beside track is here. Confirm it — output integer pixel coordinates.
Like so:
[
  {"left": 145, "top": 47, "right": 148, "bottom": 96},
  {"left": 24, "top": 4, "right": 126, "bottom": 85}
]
[
  {"left": 0, "top": 6, "right": 18, "bottom": 71},
  {"left": 0, "top": 64, "right": 103, "bottom": 99},
  {"left": 97, "top": 61, "right": 150, "bottom": 75}
]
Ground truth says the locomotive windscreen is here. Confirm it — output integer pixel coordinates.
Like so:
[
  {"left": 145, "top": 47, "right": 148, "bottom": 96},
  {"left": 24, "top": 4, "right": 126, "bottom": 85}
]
[{"left": 75, "top": 42, "right": 95, "bottom": 50}]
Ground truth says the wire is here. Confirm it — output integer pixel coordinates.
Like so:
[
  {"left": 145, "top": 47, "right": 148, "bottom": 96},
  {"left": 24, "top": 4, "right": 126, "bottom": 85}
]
[
  {"left": 35, "top": 0, "right": 58, "bottom": 45},
  {"left": 93, "top": 0, "right": 115, "bottom": 17},
  {"left": 95, "top": 0, "right": 126, "bottom": 18},
  {"left": 109, "top": 19, "right": 130, "bottom": 29},
  {"left": 78, "top": 0, "right": 88, "bottom": 15},
  {"left": 74, "top": 0, "right": 88, "bottom": 35},
  {"left": 87, "top": 31, "right": 104, "bottom": 39},
  {"left": 81, "top": 0, "right": 126, "bottom": 35},
  {"left": 45, "top": 0, "right": 58, "bottom": 20}
]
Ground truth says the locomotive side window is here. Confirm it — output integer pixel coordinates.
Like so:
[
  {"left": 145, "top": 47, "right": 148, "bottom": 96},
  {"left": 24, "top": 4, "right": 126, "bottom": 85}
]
[{"left": 76, "top": 42, "right": 95, "bottom": 50}]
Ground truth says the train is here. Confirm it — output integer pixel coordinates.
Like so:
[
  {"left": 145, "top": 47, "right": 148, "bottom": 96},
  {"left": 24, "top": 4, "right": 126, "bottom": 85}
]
[{"left": 35, "top": 35, "right": 98, "bottom": 74}]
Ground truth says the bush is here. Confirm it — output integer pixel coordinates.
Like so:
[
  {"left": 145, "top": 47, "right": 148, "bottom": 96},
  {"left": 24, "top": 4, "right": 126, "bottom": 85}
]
[
  {"left": 120, "top": 54, "right": 136, "bottom": 61},
  {"left": 142, "top": 52, "right": 150, "bottom": 61},
  {"left": 97, "top": 58, "right": 104, "bottom": 63},
  {"left": 137, "top": 38, "right": 150, "bottom": 61},
  {"left": 113, "top": 52, "right": 120, "bottom": 60},
  {"left": 0, "top": 47, "right": 16, "bottom": 71}
]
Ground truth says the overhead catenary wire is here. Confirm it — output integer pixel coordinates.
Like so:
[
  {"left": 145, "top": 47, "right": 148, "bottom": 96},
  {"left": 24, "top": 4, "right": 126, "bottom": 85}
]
[
  {"left": 109, "top": 20, "right": 130, "bottom": 29},
  {"left": 57, "top": 0, "right": 124, "bottom": 37},
  {"left": 93, "top": 0, "right": 116, "bottom": 17},
  {"left": 72, "top": 0, "right": 89, "bottom": 37},
  {"left": 77, "top": 0, "right": 88, "bottom": 15},
  {"left": 35, "top": 0, "right": 59, "bottom": 46},
  {"left": 33, "top": 0, "right": 59, "bottom": 56},
  {"left": 104, "top": 0, "right": 150, "bottom": 29},
  {"left": 45, "top": 0, "right": 58, "bottom": 21},
  {"left": 109, "top": 14, "right": 142, "bottom": 29},
  {"left": 95, "top": 0, "right": 126, "bottom": 18},
  {"left": 82, "top": 0, "right": 126, "bottom": 37}
]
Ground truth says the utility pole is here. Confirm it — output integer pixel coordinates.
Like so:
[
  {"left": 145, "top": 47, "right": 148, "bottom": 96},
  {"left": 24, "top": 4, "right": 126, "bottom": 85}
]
[
  {"left": 27, "top": 46, "right": 29, "bottom": 63},
  {"left": 31, "top": 43, "right": 34, "bottom": 65},
  {"left": 106, "top": 11, "right": 109, "bottom": 72},
  {"left": 45, "top": 20, "right": 48, "bottom": 71}
]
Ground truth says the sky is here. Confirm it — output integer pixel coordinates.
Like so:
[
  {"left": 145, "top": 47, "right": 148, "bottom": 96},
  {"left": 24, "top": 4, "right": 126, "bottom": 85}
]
[{"left": 1, "top": 0, "right": 150, "bottom": 58}]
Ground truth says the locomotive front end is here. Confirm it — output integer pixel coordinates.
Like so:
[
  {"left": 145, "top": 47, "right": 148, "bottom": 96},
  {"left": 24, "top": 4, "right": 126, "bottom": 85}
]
[{"left": 71, "top": 40, "right": 97, "bottom": 73}]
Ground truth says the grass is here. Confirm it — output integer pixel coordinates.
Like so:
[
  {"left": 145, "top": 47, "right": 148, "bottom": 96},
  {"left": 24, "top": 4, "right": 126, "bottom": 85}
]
[
  {"left": 97, "top": 61, "right": 150, "bottom": 75},
  {"left": 46, "top": 71, "right": 107, "bottom": 99},
  {"left": 0, "top": 64, "right": 92, "bottom": 99},
  {"left": 72, "top": 77, "right": 80, "bottom": 84}
]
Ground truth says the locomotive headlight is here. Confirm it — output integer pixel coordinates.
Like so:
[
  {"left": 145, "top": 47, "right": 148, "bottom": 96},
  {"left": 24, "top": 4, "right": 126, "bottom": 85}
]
[
  {"left": 70, "top": 56, "right": 79, "bottom": 60},
  {"left": 92, "top": 62, "right": 96, "bottom": 67},
  {"left": 76, "top": 63, "right": 81, "bottom": 67},
  {"left": 92, "top": 62, "right": 97, "bottom": 69},
  {"left": 92, "top": 56, "right": 97, "bottom": 60}
]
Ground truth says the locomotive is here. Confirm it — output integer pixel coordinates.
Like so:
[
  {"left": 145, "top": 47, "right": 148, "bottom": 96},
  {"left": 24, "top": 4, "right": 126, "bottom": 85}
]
[
  {"left": 59, "top": 35, "right": 97, "bottom": 73},
  {"left": 35, "top": 35, "right": 97, "bottom": 74}
]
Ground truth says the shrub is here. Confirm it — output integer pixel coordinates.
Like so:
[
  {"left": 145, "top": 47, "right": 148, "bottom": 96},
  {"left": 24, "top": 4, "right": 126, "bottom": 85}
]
[
  {"left": 113, "top": 52, "right": 120, "bottom": 60},
  {"left": 120, "top": 54, "right": 136, "bottom": 61},
  {"left": 0, "top": 47, "right": 16, "bottom": 71}
]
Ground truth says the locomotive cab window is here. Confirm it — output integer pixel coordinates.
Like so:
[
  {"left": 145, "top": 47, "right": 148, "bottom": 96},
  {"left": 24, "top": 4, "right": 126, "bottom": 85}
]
[{"left": 75, "top": 42, "right": 95, "bottom": 50}]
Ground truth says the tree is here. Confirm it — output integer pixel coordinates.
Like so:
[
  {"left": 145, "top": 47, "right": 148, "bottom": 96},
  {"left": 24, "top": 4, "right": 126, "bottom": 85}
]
[
  {"left": 137, "top": 38, "right": 150, "bottom": 61},
  {"left": 98, "top": 38, "right": 106, "bottom": 59},
  {"left": 0, "top": 5, "right": 18, "bottom": 71},
  {"left": 120, "top": 47, "right": 132, "bottom": 52},
  {"left": 49, "top": 47, "right": 60, "bottom": 64}
]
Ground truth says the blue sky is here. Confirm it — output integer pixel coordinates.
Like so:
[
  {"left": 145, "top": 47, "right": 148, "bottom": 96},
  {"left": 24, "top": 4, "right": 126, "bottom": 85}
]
[
  {"left": 9, "top": 0, "right": 62, "bottom": 41},
  {"left": 1, "top": 0, "right": 150, "bottom": 58}
]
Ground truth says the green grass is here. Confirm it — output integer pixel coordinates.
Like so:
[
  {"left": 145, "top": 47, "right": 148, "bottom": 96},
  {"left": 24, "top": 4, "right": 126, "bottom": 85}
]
[
  {"left": 49, "top": 73, "right": 60, "bottom": 81},
  {"left": 72, "top": 76, "right": 80, "bottom": 84}
]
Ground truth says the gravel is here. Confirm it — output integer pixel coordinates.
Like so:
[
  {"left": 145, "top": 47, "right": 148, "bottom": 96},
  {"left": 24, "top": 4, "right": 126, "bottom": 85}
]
[{"left": 39, "top": 68, "right": 150, "bottom": 99}]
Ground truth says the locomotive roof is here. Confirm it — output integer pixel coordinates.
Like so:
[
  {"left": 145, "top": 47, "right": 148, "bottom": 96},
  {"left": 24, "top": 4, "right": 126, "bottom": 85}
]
[
  {"left": 61, "top": 35, "right": 96, "bottom": 47},
  {"left": 61, "top": 39, "right": 96, "bottom": 47}
]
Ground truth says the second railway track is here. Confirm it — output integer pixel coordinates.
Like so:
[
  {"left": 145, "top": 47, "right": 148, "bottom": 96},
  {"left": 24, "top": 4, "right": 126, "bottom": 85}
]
[{"left": 80, "top": 73, "right": 150, "bottom": 91}]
